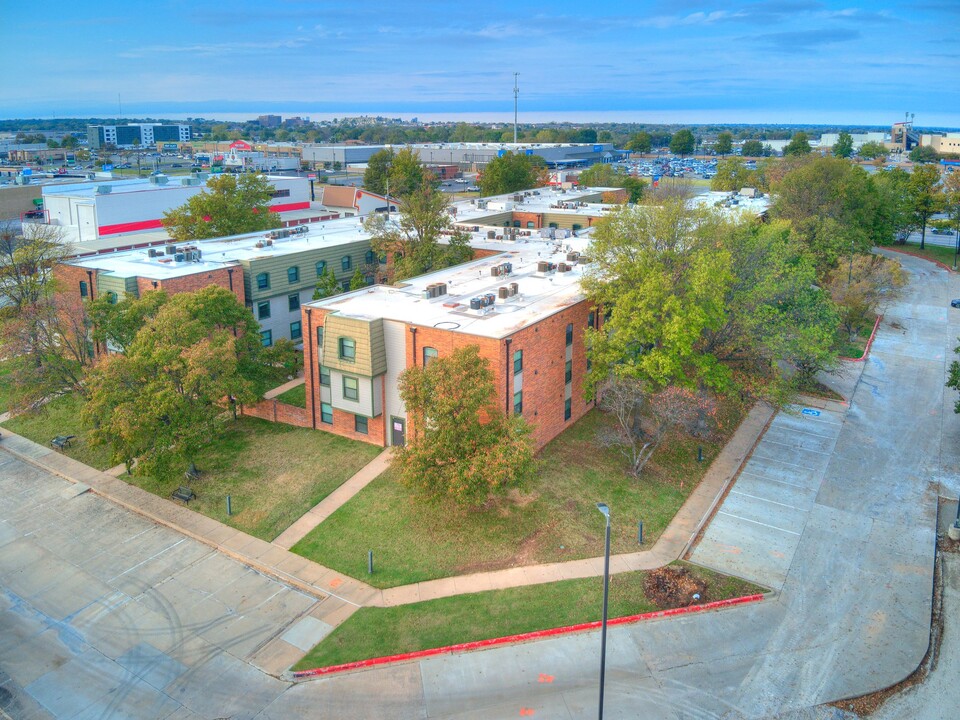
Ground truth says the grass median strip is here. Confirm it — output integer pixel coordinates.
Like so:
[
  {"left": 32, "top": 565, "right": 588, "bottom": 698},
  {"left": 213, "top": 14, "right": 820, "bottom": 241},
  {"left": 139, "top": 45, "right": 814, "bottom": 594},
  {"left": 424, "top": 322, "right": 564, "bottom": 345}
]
[
  {"left": 274, "top": 383, "right": 306, "bottom": 408},
  {"left": 293, "top": 563, "right": 764, "bottom": 670},
  {"left": 292, "top": 401, "right": 745, "bottom": 588}
]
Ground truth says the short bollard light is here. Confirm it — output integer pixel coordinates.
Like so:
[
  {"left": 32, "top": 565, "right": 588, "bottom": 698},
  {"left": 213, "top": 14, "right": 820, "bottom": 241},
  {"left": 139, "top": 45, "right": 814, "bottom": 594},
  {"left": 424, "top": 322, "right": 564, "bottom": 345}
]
[
  {"left": 226, "top": 495, "right": 232, "bottom": 516},
  {"left": 638, "top": 520, "right": 644, "bottom": 545},
  {"left": 368, "top": 550, "right": 374, "bottom": 574},
  {"left": 697, "top": 446, "right": 704, "bottom": 463}
]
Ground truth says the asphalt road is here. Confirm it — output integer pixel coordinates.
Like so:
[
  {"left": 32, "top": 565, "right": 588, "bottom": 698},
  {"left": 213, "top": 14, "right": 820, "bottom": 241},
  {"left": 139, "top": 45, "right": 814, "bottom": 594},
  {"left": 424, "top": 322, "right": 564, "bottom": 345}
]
[{"left": 0, "top": 251, "right": 954, "bottom": 718}]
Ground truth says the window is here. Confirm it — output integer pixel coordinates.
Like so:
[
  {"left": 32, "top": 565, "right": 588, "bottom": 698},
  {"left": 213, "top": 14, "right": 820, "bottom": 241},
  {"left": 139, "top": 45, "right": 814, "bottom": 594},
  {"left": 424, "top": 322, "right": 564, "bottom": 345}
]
[
  {"left": 423, "top": 347, "right": 438, "bottom": 366},
  {"left": 572, "top": 223, "right": 582, "bottom": 232},
  {"left": 320, "top": 366, "right": 330, "bottom": 387},
  {"left": 320, "top": 402, "right": 333, "bottom": 424},
  {"left": 260, "top": 330, "right": 272, "bottom": 347},
  {"left": 565, "top": 360, "right": 573, "bottom": 384},
  {"left": 288, "top": 293, "right": 300, "bottom": 312},
  {"left": 287, "top": 266, "right": 299, "bottom": 284},
  {"left": 548, "top": 222, "right": 558, "bottom": 229},
  {"left": 257, "top": 301, "right": 271, "bottom": 319},
  {"left": 341, "top": 255, "right": 352, "bottom": 271},
  {"left": 365, "top": 250, "right": 377, "bottom": 265},
  {"left": 290, "top": 321, "right": 302, "bottom": 340},
  {"left": 355, "top": 415, "right": 368, "bottom": 434},
  {"left": 338, "top": 337, "right": 356, "bottom": 360},
  {"left": 316, "top": 260, "right": 327, "bottom": 277},
  {"left": 513, "top": 350, "right": 523, "bottom": 374},
  {"left": 513, "top": 391, "right": 523, "bottom": 414},
  {"left": 588, "top": 311, "right": 596, "bottom": 329},
  {"left": 79, "top": 280, "right": 88, "bottom": 298},
  {"left": 564, "top": 397, "right": 572, "bottom": 420},
  {"left": 343, "top": 376, "right": 359, "bottom": 401},
  {"left": 566, "top": 323, "right": 574, "bottom": 346},
  {"left": 270, "top": 188, "right": 291, "bottom": 198},
  {"left": 526, "top": 221, "right": 535, "bottom": 229},
  {"left": 256, "top": 272, "right": 270, "bottom": 290},
  {"left": 512, "top": 220, "right": 521, "bottom": 228}
]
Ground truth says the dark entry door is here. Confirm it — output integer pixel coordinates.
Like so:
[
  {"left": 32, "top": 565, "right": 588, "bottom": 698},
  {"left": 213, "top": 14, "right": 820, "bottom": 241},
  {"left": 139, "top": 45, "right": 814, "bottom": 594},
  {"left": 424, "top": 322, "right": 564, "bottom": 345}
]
[{"left": 391, "top": 417, "right": 405, "bottom": 447}]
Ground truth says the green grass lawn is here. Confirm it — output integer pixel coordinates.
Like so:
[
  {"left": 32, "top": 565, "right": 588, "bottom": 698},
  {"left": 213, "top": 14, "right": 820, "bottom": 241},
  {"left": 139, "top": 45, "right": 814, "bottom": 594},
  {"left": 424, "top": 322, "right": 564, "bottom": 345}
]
[
  {"left": 123, "top": 417, "right": 381, "bottom": 540},
  {"left": 1, "top": 393, "right": 115, "bottom": 469},
  {"left": 274, "top": 383, "right": 306, "bottom": 408},
  {"left": 292, "top": 400, "right": 745, "bottom": 588},
  {"left": 888, "top": 240, "right": 959, "bottom": 269},
  {"left": 1, "top": 393, "right": 381, "bottom": 541},
  {"left": 293, "top": 562, "right": 764, "bottom": 670},
  {"left": 0, "top": 362, "right": 12, "bottom": 415}
]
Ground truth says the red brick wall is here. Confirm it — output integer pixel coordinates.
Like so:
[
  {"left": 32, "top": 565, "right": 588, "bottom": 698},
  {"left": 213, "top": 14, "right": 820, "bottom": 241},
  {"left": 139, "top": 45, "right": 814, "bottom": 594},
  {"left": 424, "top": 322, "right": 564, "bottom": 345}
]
[
  {"left": 512, "top": 211, "right": 542, "bottom": 229},
  {"left": 323, "top": 406, "right": 385, "bottom": 447},
  {"left": 154, "top": 266, "right": 245, "bottom": 305},
  {"left": 54, "top": 264, "right": 98, "bottom": 301},
  {"left": 242, "top": 398, "right": 312, "bottom": 428}
]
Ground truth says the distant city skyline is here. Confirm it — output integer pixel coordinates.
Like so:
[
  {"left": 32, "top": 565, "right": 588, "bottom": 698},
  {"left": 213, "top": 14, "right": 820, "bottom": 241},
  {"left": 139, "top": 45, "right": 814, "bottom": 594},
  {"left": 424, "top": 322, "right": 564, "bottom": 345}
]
[{"left": 2, "top": 0, "right": 958, "bottom": 129}]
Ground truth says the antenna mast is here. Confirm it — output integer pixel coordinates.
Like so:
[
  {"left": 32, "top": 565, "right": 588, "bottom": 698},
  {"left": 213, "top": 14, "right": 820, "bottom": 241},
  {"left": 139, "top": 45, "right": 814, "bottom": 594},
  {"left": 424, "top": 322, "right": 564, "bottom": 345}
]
[{"left": 513, "top": 73, "right": 519, "bottom": 144}]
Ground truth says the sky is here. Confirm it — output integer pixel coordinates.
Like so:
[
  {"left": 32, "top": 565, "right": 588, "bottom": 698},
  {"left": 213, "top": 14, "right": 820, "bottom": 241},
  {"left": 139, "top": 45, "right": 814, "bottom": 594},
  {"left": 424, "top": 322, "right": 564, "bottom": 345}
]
[{"left": 2, "top": 0, "right": 958, "bottom": 128}]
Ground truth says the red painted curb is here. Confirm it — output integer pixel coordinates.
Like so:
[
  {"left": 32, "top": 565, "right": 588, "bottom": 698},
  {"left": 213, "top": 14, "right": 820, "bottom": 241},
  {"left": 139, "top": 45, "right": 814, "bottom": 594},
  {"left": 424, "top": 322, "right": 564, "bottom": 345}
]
[
  {"left": 884, "top": 246, "right": 955, "bottom": 273},
  {"left": 839, "top": 314, "right": 883, "bottom": 363},
  {"left": 292, "top": 593, "right": 765, "bottom": 678}
]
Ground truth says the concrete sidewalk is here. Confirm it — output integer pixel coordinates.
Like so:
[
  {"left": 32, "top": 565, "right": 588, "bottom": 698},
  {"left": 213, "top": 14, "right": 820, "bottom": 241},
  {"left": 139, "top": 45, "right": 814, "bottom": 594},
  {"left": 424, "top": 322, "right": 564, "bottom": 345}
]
[
  {"left": 377, "top": 402, "right": 775, "bottom": 606},
  {"left": 273, "top": 447, "right": 393, "bottom": 550},
  {"left": 263, "top": 375, "right": 305, "bottom": 400}
]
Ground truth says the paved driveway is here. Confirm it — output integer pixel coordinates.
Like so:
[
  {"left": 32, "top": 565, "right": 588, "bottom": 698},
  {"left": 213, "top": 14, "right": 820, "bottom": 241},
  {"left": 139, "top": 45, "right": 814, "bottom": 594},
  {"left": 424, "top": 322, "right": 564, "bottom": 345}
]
[{"left": 0, "top": 454, "right": 341, "bottom": 720}]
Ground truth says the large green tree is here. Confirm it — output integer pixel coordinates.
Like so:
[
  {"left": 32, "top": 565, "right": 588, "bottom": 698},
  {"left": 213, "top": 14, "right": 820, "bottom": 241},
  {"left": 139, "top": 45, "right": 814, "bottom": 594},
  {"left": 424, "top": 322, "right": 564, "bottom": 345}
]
[
  {"left": 908, "top": 164, "right": 944, "bottom": 250},
  {"left": 478, "top": 151, "right": 548, "bottom": 196},
  {"left": 714, "top": 132, "right": 733, "bottom": 156},
  {"left": 82, "top": 286, "right": 278, "bottom": 478},
  {"left": 88, "top": 290, "right": 169, "bottom": 353},
  {"left": 669, "top": 129, "right": 696, "bottom": 156},
  {"left": 741, "top": 140, "right": 765, "bottom": 157},
  {"left": 161, "top": 173, "right": 282, "bottom": 241},
  {"left": 858, "top": 141, "right": 888, "bottom": 160},
  {"left": 710, "top": 158, "right": 757, "bottom": 191},
  {"left": 626, "top": 131, "right": 652, "bottom": 154},
  {"left": 833, "top": 132, "right": 854, "bottom": 158},
  {"left": 582, "top": 199, "right": 735, "bottom": 395},
  {"left": 783, "top": 132, "right": 812, "bottom": 156},
  {"left": 364, "top": 183, "right": 473, "bottom": 280},
  {"left": 396, "top": 345, "right": 535, "bottom": 508},
  {"left": 577, "top": 164, "right": 646, "bottom": 202},
  {"left": 772, "top": 156, "right": 882, "bottom": 271}
]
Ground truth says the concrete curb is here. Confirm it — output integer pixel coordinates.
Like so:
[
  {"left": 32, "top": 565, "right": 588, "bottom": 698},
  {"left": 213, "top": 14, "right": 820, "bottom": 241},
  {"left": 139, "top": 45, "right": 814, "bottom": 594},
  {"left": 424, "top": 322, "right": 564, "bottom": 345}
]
[
  {"left": 883, "top": 246, "right": 955, "bottom": 273},
  {"left": 839, "top": 314, "right": 883, "bottom": 363},
  {"left": 292, "top": 593, "right": 766, "bottom": 679}
]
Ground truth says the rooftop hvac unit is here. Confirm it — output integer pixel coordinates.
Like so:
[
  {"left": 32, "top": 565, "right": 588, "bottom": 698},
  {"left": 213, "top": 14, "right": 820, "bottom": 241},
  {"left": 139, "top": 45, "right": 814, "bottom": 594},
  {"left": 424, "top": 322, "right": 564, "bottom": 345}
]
[
  {"left": 558, "top": 262, "right": 570, "bottom": 272},
  {"left": 566, "top": 252, "right": 580, "bottom": 263},
  {"left": 255, "top": 242, "right": 265, "bottom": 249},
  {"left": 490, "top": 266, "right": 501, "bottom": 277},
  {"left": 537, "top": 260, "right": 550, "bottom": 273},
  {"left": 422, "top": 290, "right": 432, "bottom": 300},
  {"left": 509, "top": 282, "right": 519, "bottom": 296},
  {"left": 174, "top": 253, "right": 186, "bottom": 263},
  {"left": 265, "top": 239, "right": 273, "bottom": 246},
  {"left": 469, "top": 297, "right": 483, "bottom": 310},
  {"left": 498, "top": 286, "right": 510, "bottom": 299},
  {"left": 194, "top": 249, "right": 202, "bottom": 260},
  {"left": 487, "top": 230, "right": 496, "bottom": 239},
  {"left": 483, "top": 293, "right": 496, "bottom": 306},
  {"left": 147, "top": 248, "right": 159, "bottom": 257},
  {"left": 578, "top": 255, "right": 591, "bottom": 264},
  {"left": 96, "top": 185, "right": 112, "bottom": 194},
  {"left": 436, "top": 283, "right": 447, "bottom": 296},
  {"left": 165, "top": 245, "right": 177, "bottom": 255}
]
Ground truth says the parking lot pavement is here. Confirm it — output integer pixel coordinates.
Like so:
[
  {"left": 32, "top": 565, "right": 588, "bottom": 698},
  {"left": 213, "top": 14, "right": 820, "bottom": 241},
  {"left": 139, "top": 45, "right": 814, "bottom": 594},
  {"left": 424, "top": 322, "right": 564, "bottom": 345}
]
[
  {"left": 691, "top": 405, "right": 845, "bottom": 590},
  {"left": 0, "top": 452, "right": 337, "bottom": 719}
]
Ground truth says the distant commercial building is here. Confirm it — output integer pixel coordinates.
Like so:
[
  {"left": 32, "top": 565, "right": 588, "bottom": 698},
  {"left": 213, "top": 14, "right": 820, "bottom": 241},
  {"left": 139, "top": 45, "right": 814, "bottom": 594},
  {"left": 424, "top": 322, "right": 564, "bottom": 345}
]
[
  {"left": 87, "top": 124, "right": 192, "bottom": 150},
  {"left": 920, "top": 132, "right": 960, "bottom": 155},
  {"left": 258, "top": 115, "right": 282, "bottom": 128},
  {"left": 816, "top": 132, "right": 888, "bottom": 151},
  {"left": 41, "top": 175, "right": 312, "bottom": 243},
  {"left": 301, "top": 143, "right": 622, "bottom": 169}
]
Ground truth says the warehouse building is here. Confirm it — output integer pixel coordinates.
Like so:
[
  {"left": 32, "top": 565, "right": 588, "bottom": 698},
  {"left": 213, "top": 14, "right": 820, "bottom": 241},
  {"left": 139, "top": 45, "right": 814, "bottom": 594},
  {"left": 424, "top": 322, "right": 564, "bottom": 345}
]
[{"left": 41, "top": 174, "right": 313, "bottom": 243}]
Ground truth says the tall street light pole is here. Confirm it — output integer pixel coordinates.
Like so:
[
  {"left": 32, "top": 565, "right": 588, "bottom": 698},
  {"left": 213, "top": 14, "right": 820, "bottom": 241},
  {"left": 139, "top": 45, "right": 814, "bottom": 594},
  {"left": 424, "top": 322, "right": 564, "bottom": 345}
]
[
  {"left": 596, "top": 502, "right": 611, "bottom": 720},
  {"left": 513, "top": 73, "right": 519, "bottom": 144}
]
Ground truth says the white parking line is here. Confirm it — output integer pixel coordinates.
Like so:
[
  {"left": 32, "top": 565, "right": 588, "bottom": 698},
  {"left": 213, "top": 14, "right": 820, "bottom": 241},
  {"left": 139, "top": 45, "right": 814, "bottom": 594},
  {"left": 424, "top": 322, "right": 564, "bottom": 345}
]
[
  {"left": 747, "top": 454, "right": 821, "bottom": 471},
  {"left": 731, "top": 490, "right": 806, "bottom": 511},
  {"left": 761, "top": 438, "right": 833, "bottom": 455},
  {"left": 740, "top": 470, "right": 818, "bottom": 491},
  {"left": 717, "top": 511, "right": 802, "bottom": 536},
  {"left": 767, "top": 425, "right": 839, "bottom": 441}
]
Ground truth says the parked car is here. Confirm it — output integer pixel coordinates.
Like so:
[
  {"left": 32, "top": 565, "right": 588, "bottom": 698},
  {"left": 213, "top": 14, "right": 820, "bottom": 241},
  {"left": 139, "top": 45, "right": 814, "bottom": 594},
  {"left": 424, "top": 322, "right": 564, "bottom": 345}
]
[{"left": 951, "top": 299, "right": 960, "bottom": 309}]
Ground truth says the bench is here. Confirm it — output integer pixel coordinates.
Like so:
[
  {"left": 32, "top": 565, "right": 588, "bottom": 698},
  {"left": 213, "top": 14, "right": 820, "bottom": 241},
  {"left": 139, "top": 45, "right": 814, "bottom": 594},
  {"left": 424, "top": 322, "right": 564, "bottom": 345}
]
[
  {"left": 172, "top": 486, "right": 195, "bottom": 503},
  {"left": 51, "top": 435, "right": 76, "bottom": 450}
]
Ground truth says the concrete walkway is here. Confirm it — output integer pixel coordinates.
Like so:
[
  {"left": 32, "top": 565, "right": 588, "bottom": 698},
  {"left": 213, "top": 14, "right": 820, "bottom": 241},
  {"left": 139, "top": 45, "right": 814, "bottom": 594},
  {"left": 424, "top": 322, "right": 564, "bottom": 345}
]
[
  {"left": 377, "top": 402, "right": 774, "bottom": 606},
  {"left": 263, "top": 376, "right": 305, "bottom": 400},
  {"left": 272, "top": 448, "right": 393, "bottom": 550}
]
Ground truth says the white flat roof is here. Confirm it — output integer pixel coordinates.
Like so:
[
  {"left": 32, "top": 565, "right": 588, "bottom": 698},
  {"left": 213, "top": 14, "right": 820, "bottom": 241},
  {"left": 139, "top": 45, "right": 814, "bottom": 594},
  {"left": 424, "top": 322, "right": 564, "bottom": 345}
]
[
  {"left": 67, "top": 215, "right": 373, "bottom": 279},
  {"left": 307, "top": 230, "right": 594, "bottom": 340},
  {"left": 43, "top": 174, "right": 300, "bottom": 199}
]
